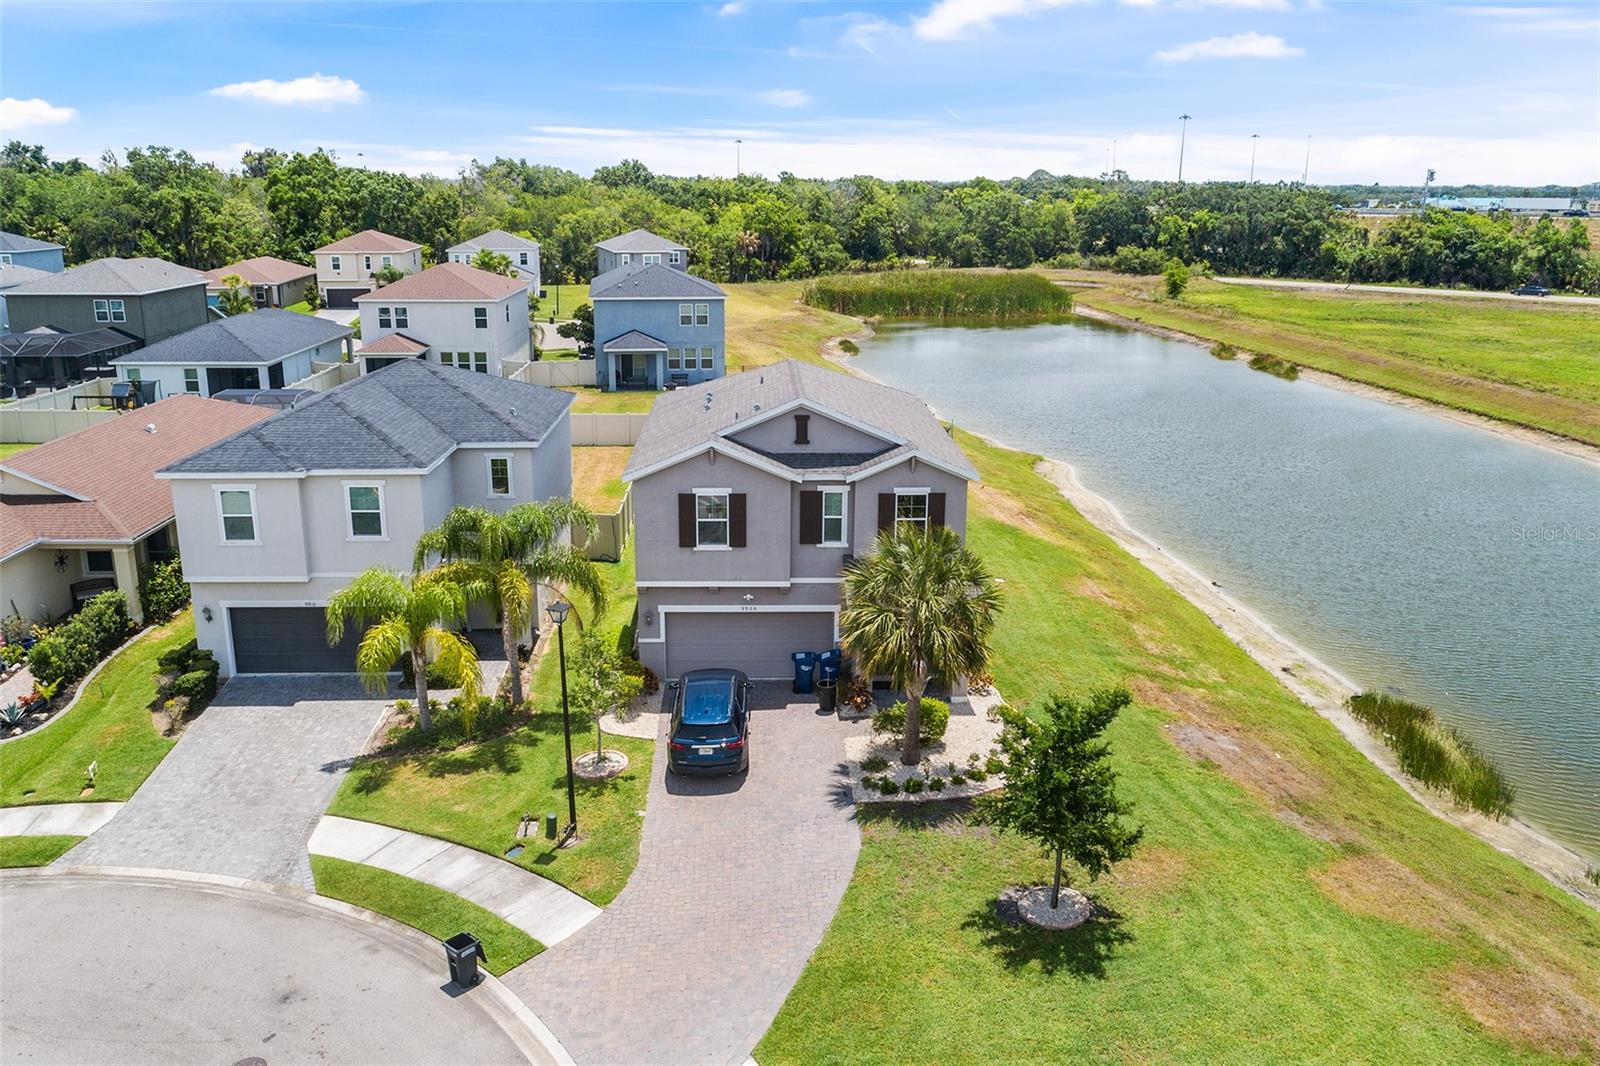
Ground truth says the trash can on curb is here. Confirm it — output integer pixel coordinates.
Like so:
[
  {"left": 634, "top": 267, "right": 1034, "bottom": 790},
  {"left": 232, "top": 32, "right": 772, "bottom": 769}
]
[
  {"left": 791, "top": 651, "right": 819, "bottom": 694},
  {"left": 817, "top": 678, "right": 838, "bottom": 713},
  {"left": 444, "top": 932, "right": 485, "bottom": 987}
]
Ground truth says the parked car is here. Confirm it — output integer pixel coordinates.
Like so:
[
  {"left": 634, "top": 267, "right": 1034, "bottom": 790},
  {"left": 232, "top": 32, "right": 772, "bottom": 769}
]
[
  {"left": 1510, "top": 284, "right": 1551, "bottom": 296},
  {"left": 667, "top": 669, "right": 751, "bottom": 776}
]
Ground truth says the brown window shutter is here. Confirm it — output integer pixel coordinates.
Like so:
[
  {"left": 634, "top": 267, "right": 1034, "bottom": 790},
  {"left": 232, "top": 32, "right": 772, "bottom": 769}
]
[
  {"left": 929, "top": 492, "right": 947, "bottom": 528},
  {"left": 794, "top": 413, "right": 810, "bottom": 445},
  {"left": 877, "top": 493, "right": 895, "bottom": 532},
  {"left": 678, "top": 494, "right": 696, "bottom": 547},
  {"left": 799, "top": 491, "right": 823, "bottom": 544},
  {"left": 729, "top": 493, "right": 747, "bottom": 547}
]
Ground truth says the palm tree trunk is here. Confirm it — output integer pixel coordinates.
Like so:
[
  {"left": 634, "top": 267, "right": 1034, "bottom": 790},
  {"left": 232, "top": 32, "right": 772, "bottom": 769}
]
[
  {"left": 413, "top": 647, "right": 432, "bottom": 732},
  {"left": 901, "top": 670, "right": 929, "bottom": 766},
  {"left": 1053, "top": 847, "right": 1064, "bottom": 909},
  {"left": 501, "top": 614, "right": 523, "bottom": 706}
]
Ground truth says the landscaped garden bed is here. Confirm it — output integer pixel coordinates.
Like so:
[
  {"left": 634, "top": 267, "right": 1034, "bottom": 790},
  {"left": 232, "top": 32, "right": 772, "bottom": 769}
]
[{"left": 845, "top": 688, "right": 1006, "bottom": 804}]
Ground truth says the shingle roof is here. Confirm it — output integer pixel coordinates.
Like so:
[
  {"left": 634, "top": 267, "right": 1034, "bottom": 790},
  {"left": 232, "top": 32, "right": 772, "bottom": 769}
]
[
  {"left": 355, "top": 262, "right": 527, "bottom": 303},
  {"left": 204, "top": 256, "right": 315, "bottom": 288},
  {"left": 589, "top": 263, "right": 726, "bottom": 301},
  {"left": 623, "top": 360, "right": 979, "bottom": 483},
  {"left": 314, "top": 229, "right": 421, "bottom": 254},
  {"left": 359, "top": 332, "right": 430, "bottom": 354},
  {"left": 109, "top": 309, "right": 351, "bottom": 366},
  {"left": 162, "top": 358, "right": 572, "bottom": 476},
  {"left": 1, "top": 396, "right": 273, "bottom": 560},
  {"left": 0, "top": 231, "right": 64, "bottom": 254},
  {"left": 596, "top": 229, "right": 688, "bottom": 254},
  {"left": 0, "top": 264, "right": 54, "bottom": 290},
  {"left": 449, "top": 230, "right": 541, "bottom": 253},
  {"left": 7, "top": 257, "right": 208, "bottom": 297},
  {"left": 601, "top": 330, "right": 668, "bottom": 353}
]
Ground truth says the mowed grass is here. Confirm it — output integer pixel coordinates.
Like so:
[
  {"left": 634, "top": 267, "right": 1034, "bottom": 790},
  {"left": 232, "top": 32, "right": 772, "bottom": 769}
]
[
  {"left": 0, "top": 835, "right": 82, "bottom": 867},
  {"left": 1070, "top": 274, "right": 1600, "bottom": 446},
  {"left": 535, "top": 283, "right": 590, "bottom": 320},
  {"left": 0, "top": 442, "right": 36, "bottom": 459},
  {"left": 329, "top": 549, "right": 651, "bottom": 906},
  {"left": 311, "top": 855, "right": 542, "bottom": 975},
  {"left": 572, "top": 446, "right": 630, "bottom": 510},
  {"left": 0, "top": 613, "right": 194, "bottom": 805}
]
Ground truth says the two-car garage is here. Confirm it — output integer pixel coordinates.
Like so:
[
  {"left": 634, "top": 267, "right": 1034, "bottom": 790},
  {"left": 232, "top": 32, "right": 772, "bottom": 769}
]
[
  {"left": 661, "top": 610, "right": 836, "bottom": 681},
  {"left": 228, "top": 607, "right": 363, "bottom": 674}
]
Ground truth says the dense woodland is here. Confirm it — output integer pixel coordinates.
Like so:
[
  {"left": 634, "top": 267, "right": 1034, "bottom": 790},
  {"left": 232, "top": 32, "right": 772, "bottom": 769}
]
[{"left": 2, "top": 141, "right": 1595, "bottom": 293}]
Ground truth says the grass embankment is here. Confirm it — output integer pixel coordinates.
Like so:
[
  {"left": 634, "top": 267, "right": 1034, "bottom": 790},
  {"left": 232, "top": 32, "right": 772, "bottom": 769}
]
[
  {"left": 311, "top": 855, "right": 542, "bottom": 975},
  {"left": 803, "top": 269, "right": 1073, "bottom": 319},
  {"left": 1068, "top": 274, "right": 1600, "bottom": 447},
  {"left": 572, "top": 446, "right": 630, "bottom": 511},
  {"left": 0, "top": 835, "right": 82, "bottom": 867},
  {"left": 329, "top": 548, "right": 651, "bottom": 906},
  {"left": 0, "top": 443, "right": 35, "bottom": 459},
  {"left": 0, "top": 613, "right": 193, "bottom": 805},
  {"left": 1349, "top": 693, "right": 1515, "bottom": 818}
]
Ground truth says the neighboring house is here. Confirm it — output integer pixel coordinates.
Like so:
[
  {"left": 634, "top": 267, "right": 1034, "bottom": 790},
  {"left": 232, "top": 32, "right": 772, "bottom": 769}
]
[
  {"left": 1, "top": 396, "right": 273, "bottom": 625},
  {"left": 0, "top": 230, "right": 66, "bottom": 273},
  {"left": 595, "top": 229, "right": 689, "bottom": 275},
  {"left": 312, "top": 230, "right": 423, "bottom": 308},
  {"left": 0, "top": 326, "right": 140, "bottom": 393},
  {"left": 4, "top": 257, "right": 211, "bottom": 346},
  {"left": 110, "top": 309, "right": 354, "bottom": 399},
  {"left": 0, "top": 264, "right": 53, "bottom": 333},
  {"left": 448, "top": 230, "right": 541, "bottom": 285},
  {"left": 621, "top": 359, "right": 978, "bottom": 680},
  {"left": 158, "top": 359, "right": 574, "bottom": 676},
  {"left": 205, "top": 256, "right": 317, "bottom": 310},
  {"left": 590, "top": 256, "right": 727, "bottom": 391},
  {"left": 353, "top": 263, "right": 530, "bottom": 377}
]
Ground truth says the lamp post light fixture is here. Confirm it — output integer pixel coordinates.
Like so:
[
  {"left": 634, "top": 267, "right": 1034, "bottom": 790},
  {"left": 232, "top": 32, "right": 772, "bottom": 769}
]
[
  {"left": 545, "top": 599, "right": 578, "bottom": 842},
  {"left": 1177, "top": 114, "right": 1192, "bottom": 183},
  {"left": 735, "top": 138, "right": 743, "bottom": 178},
  {"left": 1250, "top": 133, "right": 1259, "bottom": 183}
]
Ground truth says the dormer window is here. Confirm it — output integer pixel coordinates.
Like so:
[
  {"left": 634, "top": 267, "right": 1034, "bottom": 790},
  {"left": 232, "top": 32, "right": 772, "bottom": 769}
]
[{"left": 794, "top": 414, "right": 810, "bottom": 445}]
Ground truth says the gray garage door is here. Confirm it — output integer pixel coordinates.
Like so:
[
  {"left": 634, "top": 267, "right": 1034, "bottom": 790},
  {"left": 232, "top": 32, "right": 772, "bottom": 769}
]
[
  {"left": 664, "top": 611, "right": 835, "bottom": 681},
  {"left": 324, "top": 287, "right": 368, "bottom": 309},
  {"left": 230, "top": 607, "right": 364, "bottom": 674}
]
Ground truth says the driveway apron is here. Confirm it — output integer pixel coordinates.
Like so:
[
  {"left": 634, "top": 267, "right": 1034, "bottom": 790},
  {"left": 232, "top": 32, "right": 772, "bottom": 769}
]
[{"left": 59, "top": 676, "right": 387, "bottom": 889}]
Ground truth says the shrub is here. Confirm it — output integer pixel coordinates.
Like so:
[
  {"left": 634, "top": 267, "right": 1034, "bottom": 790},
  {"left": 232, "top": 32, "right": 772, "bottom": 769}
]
[
  {"left": 844, "top": 676, "right": 875, "bottom": 711},
  {"left": 1, "top": 615, "right": 32, "bottom": 645},
  {"left": 801, "top": 270, "right": 1073, "bottom": 319},
  {"left": 157, "top": 639, "right": 199, "bottom": 673},
  {"left": 903, "top": 777, "right": 925, "bottom": 795},
  {"left": 138, "top": 557, "right": 189, "bottom": 623},
  {"left": 171, "top": 668, "right": 217, "bottom": 704},
  {"left": 877, "top": 777, "right": 901, "bottom": 796},
  {"left": 1163, "top": 259, "right": 1191, "bottom": 298},
  {"left": 950, "top": 772, "right": 967, "bottom": 785},
  {"left": 1211, "top": 341, "right": 1239, "bottom": 360},
  {"left": 1111, "top": 246, "right": 1167, "bottom": 275},
  {"left": 394, "top": 698, "right": 413, "bottom": 716},
  {"left": 872, "top": 698, "right": 951, "bottom": 744},
  {"left": 861, "top": 754, "right": 890, "bottom": 773},
  {"left": 27, "top": 631, "right": 92, "bottom": 686},
  {"left": 1247, "top": 352, "right": 1299, "bottom": 380},
  {"left": 837, "top": 338, "right": 860, "bottom": 355},
  {"left": 929, "top": 776, "right": 947, "bottom": 792},
  {"left": 967, "top": 672, "right": 994, "bottom": 697},
  {"left": 968, "top": 767, "right": 988, "bottom": 783},
  {"left": 985, "top": 755, "right": 1005, "bottom": 776},
  {"left": 1348, "top": 692, "right": 1514, "bottom": 817}
]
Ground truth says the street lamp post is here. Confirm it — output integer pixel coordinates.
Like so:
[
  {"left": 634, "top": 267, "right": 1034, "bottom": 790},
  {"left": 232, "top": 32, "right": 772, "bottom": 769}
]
[
  {"left": 1177, "top": 114, "right": 1191, "bottom": 183},
  {"left": 545, "top": 600, "right": 578, "bottom": 841},
  {"left": 735, "top": 139, "right": 742, "bottom": 178},
  {"left": 1250, "top": 134, "right": 1259, "bottom": 183},
  {"left": 1302, "top": 134, "right": 1312, "bottom": 184}
]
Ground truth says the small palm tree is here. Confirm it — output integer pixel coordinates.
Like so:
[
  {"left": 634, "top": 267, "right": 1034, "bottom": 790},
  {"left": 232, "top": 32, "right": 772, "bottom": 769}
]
[
  {"left": 840, "top": 524, "right": 1002, "bottom": 765},
  {"left": 325, "top": 569, "right": 480, "bottom": 732},
  {"left": 413, "top": 501, "right": 607, "bottom": 707}
]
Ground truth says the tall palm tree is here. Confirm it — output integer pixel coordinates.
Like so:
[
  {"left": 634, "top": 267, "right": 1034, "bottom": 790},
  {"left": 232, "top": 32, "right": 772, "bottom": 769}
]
[
  {"left": 325, "top": 569, "right": 480, "bottom": 732},
  {"left": 413, "top": 501, "right": 607, "bottom": 707},
  {"left": 839, "top": 524, "right": 1002, "bottom": 765}
]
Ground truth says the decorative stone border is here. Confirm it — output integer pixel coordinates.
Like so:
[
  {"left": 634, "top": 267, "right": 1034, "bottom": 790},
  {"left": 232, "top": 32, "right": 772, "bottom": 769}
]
[
  {"left": 1009, "top": 884, "right": 1094, "bottom": 930},
  {"left": 574, "top": 749, "right": 629, "bottom": 780},
  {"left": 845, "top": 687, "right": 1008, "bottom": 804}
]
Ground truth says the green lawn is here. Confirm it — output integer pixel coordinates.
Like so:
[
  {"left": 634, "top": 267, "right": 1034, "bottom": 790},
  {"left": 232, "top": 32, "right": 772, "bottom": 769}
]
[
  {"left": 0, "top": 613, "right": 193, "bottom": 805},
  {"left": 311, "top": 855, "right": 542, "bottom": 975},
  {"left": 284, "top": 300, "right": 313, "bottom": 314},
  {"left": 0, "top": 834, "right": 82, "bottom": 867},
  {"left": 328, "top": 548, "right": 653, "bottom": 906},
  {"left": 0, "top": 442, "right": 36, "bottom": 460},
  {"left": 535, "top": 284, "right": 590, "bottom": 320}
]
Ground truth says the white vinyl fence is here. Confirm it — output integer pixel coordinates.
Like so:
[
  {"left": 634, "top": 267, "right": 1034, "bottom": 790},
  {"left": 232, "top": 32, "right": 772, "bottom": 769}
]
[
  {"left": 505, "top": 359, "right": 595, "bottom": 388},
  {"left": 1, "top": 379, "right": 119, "bottom": 443},
  {"left": 570, "top": 413, "right": 647, "bottom": 446},
  {"left": 291, "top": 361, "right": 362, "bottom": 392},
  {"left": 575, "top": 487, "right": 633, "bottom": 562}
]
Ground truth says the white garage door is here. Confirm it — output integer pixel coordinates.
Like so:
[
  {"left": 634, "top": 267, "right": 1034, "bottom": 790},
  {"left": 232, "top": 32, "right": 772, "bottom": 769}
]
[{"left": 664, "top": 611, "right": 835, "bottom": 681}]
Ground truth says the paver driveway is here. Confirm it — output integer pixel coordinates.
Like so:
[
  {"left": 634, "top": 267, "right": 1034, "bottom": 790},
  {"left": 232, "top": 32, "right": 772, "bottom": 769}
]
[
  {"left": 505, "top": 683, "right": 868, "bottom": 1066},
  {"left": 60, "top": 675, "right": 386, "bottom": 888}
]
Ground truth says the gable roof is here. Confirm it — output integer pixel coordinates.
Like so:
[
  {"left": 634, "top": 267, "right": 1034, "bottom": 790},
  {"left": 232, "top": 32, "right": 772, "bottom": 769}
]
[
  {"left": 7, "top": 257, "right": 208, "bottom": 297},
  {"left": 354, "top": 262, "right": 527, "bottom": 303},
  {"left": 313, "top": 229, "right": 421, "bottom": 254},
  {"left": 161, "top": 358, "right": 572, "bottom": 477},
  {"left": 0, "top": 231, "right": 64, "bottom": 254},
  {"left": 596, "top": 229, "right": 688, "bottom": 254},
  {"left": 109, "top": 309, "right": 351, "bottom": 366},
  {"left": 204, "top": 256, "right": 315, "bottom": 288},
  {"left": 1, "top": 396, "right": 273, "bottom": 560},
  {"left": 589, "top": 262, "right": 726, "bottom": 301},
  {"left": 359, "top": 332, "right": 430, "bottom": 354},
  {"left": 449, "top": 229, "right": 540, "bottom": 253},
  {"left": 601, "top": 330, "right": 669, "bottom": 353},
  {"left": 623, "top": 360, "right": 979, "bottom": 484}
]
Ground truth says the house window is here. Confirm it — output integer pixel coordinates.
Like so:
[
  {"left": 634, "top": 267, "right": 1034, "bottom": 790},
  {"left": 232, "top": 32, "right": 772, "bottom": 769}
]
[
  {"left": 679, "top": 303, "right": 692, "bottom": 326},
  {"left": 474, "top": 307, "right": 488, "bottom": 329},
  {"left": 695, "top": 303, "right": 710, "bottom": 326},
  {"left": 183, "top": 368, "right": 201, "bottom": 394},
  {"left": 217, "top": 487, "right": 257, "bottom": 543},
  {"left": 381, "top": 255, "right": 392, "bottom": 268},
  {"left": 110, "top": 299, "right": 125, "bottom": 322},
  {"left": 487, "top": 455, "right": 512, "bottom": 497},
  {"left": 518, "top": 252, "right": 528, "bottom": 266},
  {"left": 700, "top": 347, "right": 715, "bottom": 369},
  {"left": 505, "top": 304, "right": 511, "bottom": 322},
  {"left": 83, "top": 550, "right": 115, "bottom": 576},
  {"left": 696, "top": 493, "right": 730, "bottom": 548},
  {"left": 0, "top": 253, "right": 10, "bottom": 265},
  {"left": 667, "top": 349, "right": 681, "bottom": 370},
  {"left": 643, "top": 253, "right": 660, "bottom": 265},
  {"left": 620, "top": 253, "right": 632, "bottom": 265},
  {"left": 345, "top": 483, "right": 385, "bottom": 539},
  {"left": 253, "top": 285, "right": 268, "bottom": 305},
  {"left": 895, "top": 491, "right": 929, "bottom": 531},
  {"left": 124, "top": 368, "right": 141, "bottom": 382},
  {"left": 331, "top": 255, "right": 342, "bottom": 272},
  {"left": 394, "top": 306, "right": 407, "bottom": 328},
  {"left": 472, "top": 351, "right": 488, "bottom": 373},
  {"left": 94, "top": 299, "right": 110, "bottom": 322},
  {"left": 378, "top": 307, "right": 392, "bottom": 329},
  {"left": 363, "top": 255, "right": 372, "bottom": 271},
  {"left": 669, "top": 250, "right": 681, "bottom": 265},
  {"left": 821, "top": 489, "right": 847, "bottom": 546}
]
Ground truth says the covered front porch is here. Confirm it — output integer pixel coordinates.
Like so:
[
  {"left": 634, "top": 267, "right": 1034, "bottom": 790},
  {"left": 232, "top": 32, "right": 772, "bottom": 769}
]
[
  {"left": 0, "top": 522, "right": 175, "bottom": 625},
  {"left": 599, "top": 330, "right": 669, "bottom": 392}
]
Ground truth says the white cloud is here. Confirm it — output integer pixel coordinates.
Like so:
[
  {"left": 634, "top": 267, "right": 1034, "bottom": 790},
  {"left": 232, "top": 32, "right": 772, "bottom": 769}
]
[
  {"left": 0, "top": 97, "right": 78, "bottom": 131},
  {"left": 758, "top": 89, "right": 812, "bottom": 108},
  {"left": 1154, "top": 32, "right": 1304, "bottom": 62},
  {"left": 209, "top": 73, "right": 365, "bottom": 107},
  {"left": 1124, "top": 0, "right": 1293, "bottom": 7},
  {"left": 911, "top": 0, "right": 1077, "bottom": 41},
  {"left": 718, "top": 1, "right": 746, "bottom": 14}
]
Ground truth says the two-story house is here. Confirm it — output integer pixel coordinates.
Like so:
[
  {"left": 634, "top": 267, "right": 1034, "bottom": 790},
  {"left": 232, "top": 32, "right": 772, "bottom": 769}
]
[
  {"left": 110, "top": 309, "right": 353, "bottom": 398},
  {"left": 0, "top": 230, "right": 66, "bottom": 272},
  {"left": 204, "top": 256, "right": 317, "bottom": 309},
  {"left": 158, "top": 359, "right": 574, "bottom": 676},
  {"left": 4, "top": 257, "right": 211, "bottom": 346},
  {"left": 590, "top": 235, "right": 726, "bottom": 392},
  {"left": 594, "top": 229, "right": 689, "bottom": 274},
  {"left": 354, "top": 263, "right": 530, "bottom": 376},
  {"left": 447, "top": 230, "right": 541, "bottom": 285},
  {"left": 621, "top": 359, "right": 978, "bottom": 680},
  {"left": 311, "top": 230, "right": 423, "bottom": 308}
]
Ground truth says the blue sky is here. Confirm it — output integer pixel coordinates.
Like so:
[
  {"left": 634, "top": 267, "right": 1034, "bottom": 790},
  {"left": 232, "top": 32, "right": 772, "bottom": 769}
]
[{"left": 2, "top": 0, "right": 1597, "bottom": 185}]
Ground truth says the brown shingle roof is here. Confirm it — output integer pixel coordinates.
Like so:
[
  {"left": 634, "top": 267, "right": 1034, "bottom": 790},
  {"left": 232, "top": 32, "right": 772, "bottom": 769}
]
[
  {"left": 204, "top": 256, "right": 315, "bottom": 288},
  {"left": 355, "top": 262, "right": 527, "bottom": 303},
  {"left": 359, "top": 332, "right": 429, "bottom": 354},
  {"left": 313, "top": 229, "right": 421, "bottom": 254},
  {"left": 1, "top": 396, "right": 273, "bottom": 560}
]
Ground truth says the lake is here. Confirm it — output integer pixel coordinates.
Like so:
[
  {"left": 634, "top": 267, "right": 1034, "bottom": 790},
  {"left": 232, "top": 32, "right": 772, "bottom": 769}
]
[{"left": 850, "top": 317, "right": 1600, "bottom": 863}]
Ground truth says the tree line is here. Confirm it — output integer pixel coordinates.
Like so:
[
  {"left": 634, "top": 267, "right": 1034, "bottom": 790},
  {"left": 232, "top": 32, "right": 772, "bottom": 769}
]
[{"left": 2, "top": 141, "right": 1594, "bottom": 293}]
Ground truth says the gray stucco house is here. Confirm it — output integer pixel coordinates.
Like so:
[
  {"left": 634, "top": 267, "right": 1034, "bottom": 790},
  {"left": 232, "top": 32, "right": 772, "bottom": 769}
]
[
  {"left": 448, "top": 229, "right": 541, "bottom": 285},
  {"left": 0, "top": 230, "right": 66, "bottom": 273},
  {"left": 591, "top": 231, "right": 726, "bottom": 392},
  {"left": 111, "top": 309, "right": 354, "bottom": 398},
  {"left": 0, "top": 264, "right": 54, "bottom": 333},
  {"left": 158, "top": 358, "right": 574, "bottom": 677},
  {"left": 4, "top": 257, "right": 211, "bottom": 346},
  {"left": 595, "top": 229, "right": 689, "bottom": 275},
  {"left": 204, "top": 256, "right": 317, "bottom": 309},
  {"left": 621, "top": 359, "right": 978, "bottom": 680}
]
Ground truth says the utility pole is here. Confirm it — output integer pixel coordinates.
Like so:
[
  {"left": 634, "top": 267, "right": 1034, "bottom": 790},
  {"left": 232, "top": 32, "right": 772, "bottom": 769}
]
[
  {"left": 1301, "top": 134, "right": 1311, "bottom": 184},
  {"left": 1249, "top": 134, "right": 1259, "bottom": 182},
  {"left": 735, "top": 138, "right": 742, "bottom": 178},
  {"left": 1177, "top": 114, "right": 1191, "bottom": 183},
  {"left": 1421, "top": 167, "right": 1435, "bottom": 213},
  {"left": 1111, "top": 139, "right": 1118, "bottom": 178}
]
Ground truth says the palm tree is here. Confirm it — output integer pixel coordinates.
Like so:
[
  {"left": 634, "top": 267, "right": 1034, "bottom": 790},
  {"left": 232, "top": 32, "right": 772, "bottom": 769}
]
[
  {"left": 413, "top": 501, "right": 607, "bottom": 707},
  {"left": 839, "top": 524, "right": 1002, "bottom": 765},
  {"left": 325, "top": 569, "right": 480, "bottom": 732}
]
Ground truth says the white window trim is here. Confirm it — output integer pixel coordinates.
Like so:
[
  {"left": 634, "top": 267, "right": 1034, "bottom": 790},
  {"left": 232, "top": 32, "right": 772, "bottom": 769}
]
[
  {"left": 0, "top": 253, "right": 10, "bottom": 265},
  {"left": 381, "top": 255, "right": 392, "bottom": 268},
  {"left": 668, "top": 250, "right": 681, "bottom": 265},
  {"left": 363, "top": 255, "right": 372, "bottom": 271},
  {"left": 109, "top": 299, "right": 125, "bottom": 323},
  {"left": 693, "top": 488, "right": 732, "bottom": 551},
  {"left": 215, "top": 484, "right": 260, "bottom": 546},
  {"left": 486, "top": 453, "right": 514, "bottom": 498},
  {"left": 82, "top": 550, "right": 116, "bottom": 577},
  {"left": 342, "top": 480, "right": 388, "bottom": 541},
  {"left": 678, "top": 303, "right": 692, "bottom": 326},
  {"left": 183, "top": 368, "right": 201, "bottom": 394},
  {"left": 894, "top": 488, "right": 931, "bottom": 531},
  {"left": 695, "top": 302, "right": 709, "bottom": 326},
  {"left": 700, "top": 347, "right": 715, "bottom": 369},
  {"left": 93, "top": 299, "right": 109, "bottom": 323},
  {"left": 819, "top": 486, "right": 850, "bottom": 547},
  {"left": 330, "top": 255, "right": 342, "bottom": 272}
]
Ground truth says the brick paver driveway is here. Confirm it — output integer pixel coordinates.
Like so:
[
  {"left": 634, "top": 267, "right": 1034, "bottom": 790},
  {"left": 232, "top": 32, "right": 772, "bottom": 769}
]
[
  {"left": 505, "top": 683, "right": 868, "bottom": 1066},
  {"left": 60, "top": 676, "right": 387, "bottom": 889}
]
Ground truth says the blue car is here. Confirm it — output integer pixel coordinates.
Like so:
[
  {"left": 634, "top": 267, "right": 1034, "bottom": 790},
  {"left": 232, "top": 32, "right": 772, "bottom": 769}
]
[{"left": 667, "top": 669, "right": 752, "bottom": 776}]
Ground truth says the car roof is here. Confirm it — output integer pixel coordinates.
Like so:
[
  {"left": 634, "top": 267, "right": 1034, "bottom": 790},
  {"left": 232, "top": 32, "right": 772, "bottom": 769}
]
[{"left": 679, "top": 670, "right": 747, "bottom": 724}]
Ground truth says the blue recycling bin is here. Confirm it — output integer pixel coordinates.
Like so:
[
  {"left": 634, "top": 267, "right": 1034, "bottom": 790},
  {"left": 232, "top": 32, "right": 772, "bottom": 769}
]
[
  {"left": 817, "top": 649, "right": 842, "bottom": 684},
  {"left": 791, "top": 651, "right": 819, "bottom": 694}
]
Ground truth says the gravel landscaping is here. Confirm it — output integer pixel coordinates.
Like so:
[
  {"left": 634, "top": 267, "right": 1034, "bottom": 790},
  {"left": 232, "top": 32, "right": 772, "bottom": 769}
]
[{"left": 844, "top": 687, "right": 1007, "bottom": 803}]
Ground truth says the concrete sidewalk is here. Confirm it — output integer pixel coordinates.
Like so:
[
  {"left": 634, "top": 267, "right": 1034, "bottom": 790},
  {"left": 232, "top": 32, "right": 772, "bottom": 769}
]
[
  {"left": 0, "top": 801, "right": 122, "bottom": 836},
  {"left": 309, "top": 816, "right": 600, "bottom": 946}
]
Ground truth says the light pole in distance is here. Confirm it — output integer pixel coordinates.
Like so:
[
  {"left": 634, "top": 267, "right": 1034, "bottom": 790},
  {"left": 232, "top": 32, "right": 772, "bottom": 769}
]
[
  {"left": 1177, "top": 114, "right": 1191, "bottom": 183},
  {"left": 735, "top": 139, "right": 742, "bottom": 178},
  {"left": 1249, "top": 134, "right": 1259, "bottom": 183},
  {"left": 545, "top": 599, "right": 578, "bottom": 842}
]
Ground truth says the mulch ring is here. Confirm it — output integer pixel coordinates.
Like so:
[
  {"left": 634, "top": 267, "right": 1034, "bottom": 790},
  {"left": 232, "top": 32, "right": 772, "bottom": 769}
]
[{"left": 574, "top": 749, "right": 630, "bottom": 780}]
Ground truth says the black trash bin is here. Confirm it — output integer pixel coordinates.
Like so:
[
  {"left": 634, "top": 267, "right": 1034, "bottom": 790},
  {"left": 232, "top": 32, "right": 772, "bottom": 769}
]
[
  {"left": 816, "top": 678, "right": 838, "bottom": 714},
  {"left": 791, "top": 651, "right": 819, "bottom": 694},
  {"left": 444, "top": 932, "right": 486, "bottom": 987}
]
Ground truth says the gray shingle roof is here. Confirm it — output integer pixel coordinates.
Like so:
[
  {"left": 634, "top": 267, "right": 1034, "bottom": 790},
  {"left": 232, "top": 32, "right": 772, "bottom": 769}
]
[
  {"left": 622, "top": 360, "right": 979, "bottom": 483},
  {"left": 162, "top": 358, "right": 573, "bottom": 475},
  {"left": 0, "top": 265, "right": 54, "bottom": 290},
  {"left": 8, "top": 257, "right": 207, "bottom": 296},
  {"left": 596, "top": 229, "right": 688, "bottom": 254},
  {"left": 0, "top": 231, "right": 64, "bottom": 254},
  {"left": 110, "top": 309, "right": 351, "bottom": 366},
  {"left": 601, "top": 330, "right": 668, "bottom": 353},
  {"left": 449, "top": 229, "right": 540, "bottom": 253},
  {"left": 589, "top": 263, "right": 726, "bottom": 301}
]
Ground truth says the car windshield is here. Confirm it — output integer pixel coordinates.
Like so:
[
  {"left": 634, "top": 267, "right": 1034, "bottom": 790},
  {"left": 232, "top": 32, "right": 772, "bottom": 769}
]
[{"left": 681, "top": 677, "right": 733, "bottom": 725}]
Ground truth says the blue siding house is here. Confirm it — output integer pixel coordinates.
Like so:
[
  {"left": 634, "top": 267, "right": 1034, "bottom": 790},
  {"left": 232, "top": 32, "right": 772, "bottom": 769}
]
[
  {"left": 590, "top": 231, "right": 726, "bottom": 392},
  {"left": 595, "top": 229, "right": 689, "bottom": 275},
  {"left": 0, "top": 231, "right": 67, "bottom": 273}
]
